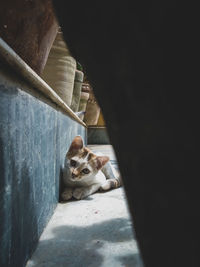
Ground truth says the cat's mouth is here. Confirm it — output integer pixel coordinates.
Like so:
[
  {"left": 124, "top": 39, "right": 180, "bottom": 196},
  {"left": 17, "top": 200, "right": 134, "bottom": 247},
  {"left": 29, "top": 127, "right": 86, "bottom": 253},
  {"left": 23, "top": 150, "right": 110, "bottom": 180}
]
[{"left": 70, "top": 176, "right": 80, "bottom": 181}]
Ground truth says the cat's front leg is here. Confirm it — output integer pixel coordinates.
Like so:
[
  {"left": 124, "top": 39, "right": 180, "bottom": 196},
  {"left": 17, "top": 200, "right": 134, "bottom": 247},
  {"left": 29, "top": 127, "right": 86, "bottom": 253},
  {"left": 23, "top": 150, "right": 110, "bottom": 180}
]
[
  {"left": 73, "top": 184, "right": 100, "bottom": 200},
  {"left": 61, "top": 187, "right": 73, "bottom": 201}
]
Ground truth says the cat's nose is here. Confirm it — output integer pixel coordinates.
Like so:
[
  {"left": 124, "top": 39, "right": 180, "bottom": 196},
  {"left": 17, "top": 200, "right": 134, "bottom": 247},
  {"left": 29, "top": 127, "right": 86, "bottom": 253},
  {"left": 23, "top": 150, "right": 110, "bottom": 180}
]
[{"left": 72, "top": 172, "right": 78, "bottom": 178}]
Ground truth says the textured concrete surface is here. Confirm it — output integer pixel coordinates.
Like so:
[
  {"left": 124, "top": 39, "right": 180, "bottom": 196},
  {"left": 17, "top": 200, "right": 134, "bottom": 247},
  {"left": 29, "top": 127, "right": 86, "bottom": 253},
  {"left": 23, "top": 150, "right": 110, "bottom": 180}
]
[{"left": 26, "top": 146, "right": 143, "bottom": 267}]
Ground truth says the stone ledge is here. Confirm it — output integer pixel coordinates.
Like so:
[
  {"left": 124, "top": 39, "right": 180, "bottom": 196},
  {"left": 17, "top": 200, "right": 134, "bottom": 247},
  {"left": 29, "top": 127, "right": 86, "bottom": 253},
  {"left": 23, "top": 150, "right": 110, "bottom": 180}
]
[{"left": 0, "top": 37, "right": 86, "bottom": 127}]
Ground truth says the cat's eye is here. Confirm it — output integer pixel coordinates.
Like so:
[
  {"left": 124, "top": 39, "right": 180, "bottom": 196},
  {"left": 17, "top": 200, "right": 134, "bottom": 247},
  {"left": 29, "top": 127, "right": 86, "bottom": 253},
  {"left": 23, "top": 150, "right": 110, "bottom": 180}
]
[
  {"left": 70, "top": 159, "right": 77, "bottom": 167},
  {"left": 81, "top": 168, "right": 90, "bottom": 174}
]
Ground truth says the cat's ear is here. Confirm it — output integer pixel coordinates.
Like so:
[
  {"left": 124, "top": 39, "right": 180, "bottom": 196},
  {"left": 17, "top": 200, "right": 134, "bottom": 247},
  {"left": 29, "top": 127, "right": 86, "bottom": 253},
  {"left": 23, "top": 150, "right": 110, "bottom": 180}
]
[
  {"left": 67, "top": 136, "right": 84, "bottom": 158},
  {"left": 94, "top": 156, "right": 109, "bottom": 170}
]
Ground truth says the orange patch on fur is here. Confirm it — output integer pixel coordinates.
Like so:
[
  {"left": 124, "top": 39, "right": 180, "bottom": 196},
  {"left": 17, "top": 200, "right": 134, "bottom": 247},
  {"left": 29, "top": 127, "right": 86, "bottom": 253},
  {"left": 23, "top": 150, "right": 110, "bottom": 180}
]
[
  {"left": 88, "top": 152, "right": 96, "bottom": 161},
  {"left": 80, "top": 147, "right": 90, "bottom": 158}
]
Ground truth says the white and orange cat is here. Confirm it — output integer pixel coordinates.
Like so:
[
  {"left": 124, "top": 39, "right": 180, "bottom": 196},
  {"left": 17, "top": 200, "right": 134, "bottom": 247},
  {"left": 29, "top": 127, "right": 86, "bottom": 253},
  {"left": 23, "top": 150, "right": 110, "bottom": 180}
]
[{"left": 61, "top": 136, "right": 121, "bottom": 201}]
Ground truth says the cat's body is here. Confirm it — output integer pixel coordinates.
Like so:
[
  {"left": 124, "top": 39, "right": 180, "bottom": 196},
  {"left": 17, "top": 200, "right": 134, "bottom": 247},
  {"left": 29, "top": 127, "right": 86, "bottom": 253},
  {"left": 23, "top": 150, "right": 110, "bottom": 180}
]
[{"left": 61, "top": 136, "right": 121, "bottom": 200}]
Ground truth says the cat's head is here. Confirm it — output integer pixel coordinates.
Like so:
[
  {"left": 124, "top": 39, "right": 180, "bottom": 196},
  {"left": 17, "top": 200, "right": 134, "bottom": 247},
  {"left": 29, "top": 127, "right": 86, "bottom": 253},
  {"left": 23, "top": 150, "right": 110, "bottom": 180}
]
[{"left": 65, "top": 136, "right": 109, "bottom": 181}]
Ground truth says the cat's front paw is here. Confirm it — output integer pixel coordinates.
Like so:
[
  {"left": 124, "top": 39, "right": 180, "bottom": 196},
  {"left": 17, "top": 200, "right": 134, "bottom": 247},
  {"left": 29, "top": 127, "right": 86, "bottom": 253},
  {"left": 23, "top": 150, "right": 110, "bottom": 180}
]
[
  {"left": 73, "top": 188, "right": 87, "bottom": 200},
  {"left": 61, "top": 188, "right": 73, "bottom": 201}
]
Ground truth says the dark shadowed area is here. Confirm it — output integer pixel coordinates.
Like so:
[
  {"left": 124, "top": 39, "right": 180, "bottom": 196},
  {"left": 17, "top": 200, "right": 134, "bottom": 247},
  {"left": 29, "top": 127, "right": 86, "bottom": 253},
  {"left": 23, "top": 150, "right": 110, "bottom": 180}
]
[{"left": 52, "top": 1, "right": 200, "bottom": 266}]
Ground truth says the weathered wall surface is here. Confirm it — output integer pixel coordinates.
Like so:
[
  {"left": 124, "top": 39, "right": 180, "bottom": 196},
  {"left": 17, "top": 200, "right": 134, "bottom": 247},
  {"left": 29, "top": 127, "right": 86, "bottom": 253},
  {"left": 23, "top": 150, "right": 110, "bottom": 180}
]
[{"left": 0, "top": 63, "right": 86, "bottom": 267}]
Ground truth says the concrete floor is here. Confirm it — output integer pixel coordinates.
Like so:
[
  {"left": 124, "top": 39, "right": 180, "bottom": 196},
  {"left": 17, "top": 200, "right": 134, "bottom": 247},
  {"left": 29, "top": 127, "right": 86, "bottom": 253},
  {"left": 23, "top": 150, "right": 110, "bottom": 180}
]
[{"left": 26, "top": 146, "right": 144, "bottom": 267}]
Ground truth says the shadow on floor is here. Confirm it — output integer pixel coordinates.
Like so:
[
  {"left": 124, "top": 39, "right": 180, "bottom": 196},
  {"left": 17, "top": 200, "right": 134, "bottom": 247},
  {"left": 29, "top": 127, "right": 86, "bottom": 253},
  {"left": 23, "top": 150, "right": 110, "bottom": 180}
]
[{"left": 27, "top": 217, "right": 143, "bottom": 267}]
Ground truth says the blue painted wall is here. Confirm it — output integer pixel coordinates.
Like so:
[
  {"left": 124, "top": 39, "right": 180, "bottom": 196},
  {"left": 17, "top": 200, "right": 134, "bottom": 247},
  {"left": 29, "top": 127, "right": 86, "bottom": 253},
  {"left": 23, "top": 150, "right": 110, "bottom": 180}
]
[{"left": 0, "top": 66, "right": 86, "bottom": 267}]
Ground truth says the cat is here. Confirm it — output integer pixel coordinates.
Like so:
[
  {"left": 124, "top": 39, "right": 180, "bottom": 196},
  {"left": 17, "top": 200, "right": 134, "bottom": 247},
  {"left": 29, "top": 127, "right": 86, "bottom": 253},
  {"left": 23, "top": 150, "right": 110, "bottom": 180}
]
[{"left": 61, "top": 135, "right": 122, "bottom": 201}]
